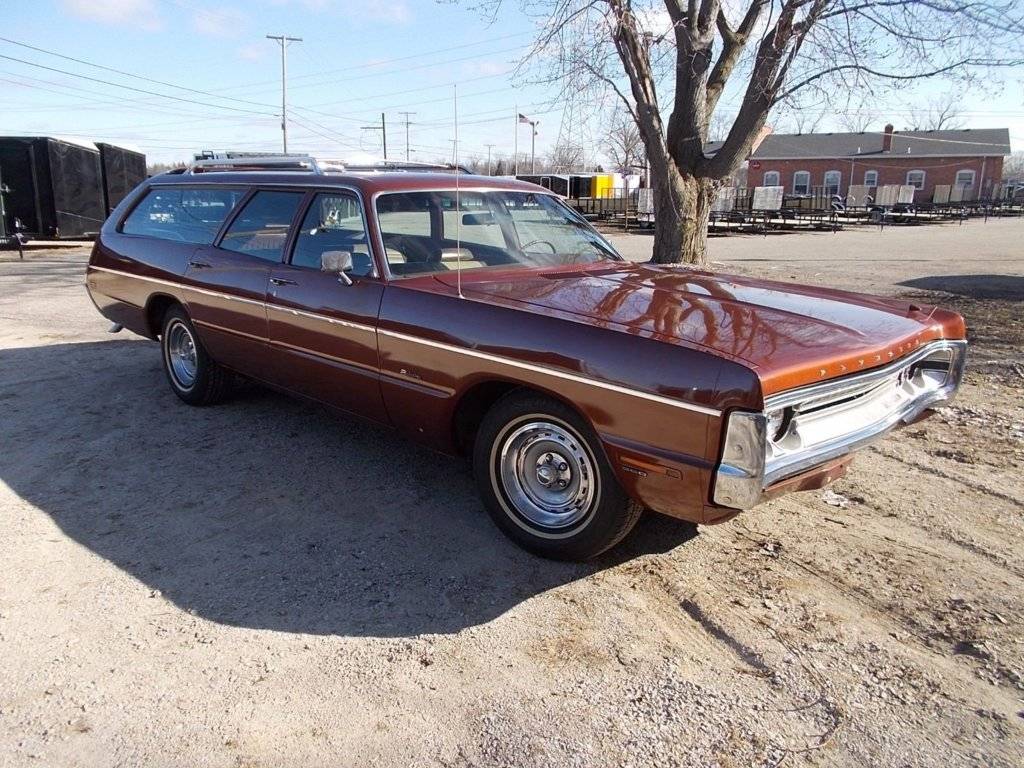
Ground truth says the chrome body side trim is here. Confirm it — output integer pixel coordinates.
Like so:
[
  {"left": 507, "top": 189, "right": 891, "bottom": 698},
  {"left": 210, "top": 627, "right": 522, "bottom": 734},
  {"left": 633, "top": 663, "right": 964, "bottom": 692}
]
[
  {"left": 89, "top": 265, "right": 721, "bottom": 417},
  {"left": 378, "top": 328, "right": 721, "bottom": 417},
  {"left": 265, "top": 303, "right": 376, "bottom": 334}
]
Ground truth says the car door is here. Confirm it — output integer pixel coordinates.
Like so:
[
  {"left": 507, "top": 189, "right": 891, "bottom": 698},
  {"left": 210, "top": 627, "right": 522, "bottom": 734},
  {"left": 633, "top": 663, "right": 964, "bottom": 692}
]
[
  {"left": 184, "top": 188, "right": 304, "bottom": 378},
  {"left": 264, "top": 189, "right": 388, "bottom": 422}
]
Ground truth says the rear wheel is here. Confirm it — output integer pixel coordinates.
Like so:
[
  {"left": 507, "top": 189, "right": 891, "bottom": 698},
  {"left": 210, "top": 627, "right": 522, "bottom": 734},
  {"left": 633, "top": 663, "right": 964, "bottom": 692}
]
[
  {"left": 160, "top": 306, "right": 229, "bottom": 406},
  {"left": 473, "top": 391, "right": 643, "bottom": 560}
]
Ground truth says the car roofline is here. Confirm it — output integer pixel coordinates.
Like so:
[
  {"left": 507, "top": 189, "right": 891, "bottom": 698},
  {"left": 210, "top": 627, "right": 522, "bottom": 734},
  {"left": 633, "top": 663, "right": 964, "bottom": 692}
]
[{"left": 147, "top": 171, "right": 551, "bottom": 195}]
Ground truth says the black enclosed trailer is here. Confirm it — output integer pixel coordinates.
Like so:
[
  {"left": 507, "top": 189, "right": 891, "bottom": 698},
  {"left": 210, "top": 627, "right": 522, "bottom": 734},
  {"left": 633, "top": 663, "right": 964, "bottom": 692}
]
[
  {"left": 515, "top": 174, "right": 597, "bottom": 200},
  {"left": 0, "top": 136, "right": 106, "bottom": 239},
  {"left": 97, "top": 142, "right": 147, "bottom": 214},
  {"left": 515, "top": 174, "right": 571, "bottom": 197}
]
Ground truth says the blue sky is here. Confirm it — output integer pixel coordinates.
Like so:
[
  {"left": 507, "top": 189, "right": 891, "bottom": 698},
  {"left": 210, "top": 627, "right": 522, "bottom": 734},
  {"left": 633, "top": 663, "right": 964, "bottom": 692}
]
[{"left": 2, "top": 0, "right": 1021, "bottom": 166}]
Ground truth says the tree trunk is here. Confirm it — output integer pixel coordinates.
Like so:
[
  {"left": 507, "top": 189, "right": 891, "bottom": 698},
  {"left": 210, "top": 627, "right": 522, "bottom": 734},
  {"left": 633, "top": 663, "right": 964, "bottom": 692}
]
[{"left": 650, "top": 165, "right": 715, "bottom": 268}]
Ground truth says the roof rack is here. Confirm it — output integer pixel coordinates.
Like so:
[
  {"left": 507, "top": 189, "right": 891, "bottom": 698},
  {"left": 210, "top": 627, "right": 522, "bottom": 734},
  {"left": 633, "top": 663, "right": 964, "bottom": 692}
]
[
  {"left": 178, "top": 154, "right": 472, "bottom": 175},
  {"left": 185, "top": 154, "right": 328, "bottom": 174},
  {"left": 340, "top": 159, "right": 473, "bottom": 174}
]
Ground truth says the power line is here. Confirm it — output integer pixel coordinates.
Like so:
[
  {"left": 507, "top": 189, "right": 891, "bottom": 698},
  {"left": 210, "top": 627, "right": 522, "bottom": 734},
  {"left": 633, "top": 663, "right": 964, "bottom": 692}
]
[
  {"left": 0, "top": 70, "right": 274, "bottom": 124},
  {"left": 0, "top": 52, "right": 275, "bottom": 116},
  {"left": 0, "top": 36, "right": 278, "bottom": 111},
  {"left": 272, "top": 44, "right": 527, "bottom": 101},
  {"left": 293, "top": 70, "right": 513, "bottom": 115},
  {"left": 214, "top": 31, "right": 532, "bottom": 96}
]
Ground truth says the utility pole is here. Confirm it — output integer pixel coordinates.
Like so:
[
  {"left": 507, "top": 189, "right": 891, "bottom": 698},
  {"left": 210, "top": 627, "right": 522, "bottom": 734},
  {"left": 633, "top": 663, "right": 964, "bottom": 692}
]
[
  {"left": 484, "top": 143, "right": 495, "bottom": 176},
  {"left": 361, "top": 112, "right": 388, "bottom": 159},
  {"left": 266, "top": 34, "right": 302, "bottom": 154},
  {"left": 398, "top": 111, "right": 415, "bottom": 161}
]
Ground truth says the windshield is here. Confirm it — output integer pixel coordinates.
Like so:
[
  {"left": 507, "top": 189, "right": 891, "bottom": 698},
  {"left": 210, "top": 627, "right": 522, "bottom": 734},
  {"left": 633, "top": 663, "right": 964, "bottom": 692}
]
[{"left": 375, "top": 190, "right": 621, "bottom": 277}]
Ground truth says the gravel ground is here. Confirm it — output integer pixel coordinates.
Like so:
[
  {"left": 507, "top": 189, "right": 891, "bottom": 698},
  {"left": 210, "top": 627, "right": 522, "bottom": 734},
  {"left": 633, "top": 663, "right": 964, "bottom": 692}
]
[{"left": 1, "top": 218, "right": 1022, "bottom": 767}]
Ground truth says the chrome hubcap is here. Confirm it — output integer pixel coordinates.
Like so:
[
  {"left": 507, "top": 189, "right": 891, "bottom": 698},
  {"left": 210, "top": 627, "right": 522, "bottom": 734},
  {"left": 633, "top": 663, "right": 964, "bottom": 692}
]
[
  {"left": 498, "top": 421, "right": 596, "bottom": 529},
  {"left": 166, "top": 321, "right": 198, "bottom": 389}
]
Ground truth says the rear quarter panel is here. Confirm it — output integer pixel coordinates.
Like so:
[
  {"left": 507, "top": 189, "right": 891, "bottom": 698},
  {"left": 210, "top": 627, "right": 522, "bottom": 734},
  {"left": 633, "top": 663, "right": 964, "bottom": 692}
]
[{"left": 86, "top": 184, "right": 192, "bottom": 338}]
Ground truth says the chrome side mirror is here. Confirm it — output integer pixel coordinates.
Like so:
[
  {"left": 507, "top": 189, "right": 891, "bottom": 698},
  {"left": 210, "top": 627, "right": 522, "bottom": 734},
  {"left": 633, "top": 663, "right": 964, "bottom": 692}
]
[{"left": 321, "top": 250, "right": 354, "bottom": 286}]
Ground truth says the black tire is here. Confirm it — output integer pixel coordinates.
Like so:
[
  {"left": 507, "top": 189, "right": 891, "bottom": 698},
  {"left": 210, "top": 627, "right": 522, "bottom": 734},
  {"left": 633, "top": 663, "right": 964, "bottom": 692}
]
[
  {"left": 473, "top": 390, "right": 643, "bottom": 560},
  {"left": 159, "top": 305, "right": 230, "bottom": 406}
]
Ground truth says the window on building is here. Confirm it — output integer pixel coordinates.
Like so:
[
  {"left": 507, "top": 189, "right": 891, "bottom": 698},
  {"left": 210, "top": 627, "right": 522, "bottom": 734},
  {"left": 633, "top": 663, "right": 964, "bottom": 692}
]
[
  {"left": 823, "top": 170, "right": 842, "bottom": 196},
  {"left": 906, "top": 170, "right": 926, "bottom": 190},
  {"left": 219, "top": 190, "right": 304, "bottom": 262},
  {"left": 954, "top": 169, "right": 976, "bottom": 189},
  {"left": 762, "top": 171, "right": 780, "bottom": 186},
  {"left": 121, "top": 186, "right": 245, "bottom": 244},
  {"left": 792, "top": 171, "right": 811, "bottom": 195},
  {"left": 863, "top": 170, "right": 878, "bottom": 187}
]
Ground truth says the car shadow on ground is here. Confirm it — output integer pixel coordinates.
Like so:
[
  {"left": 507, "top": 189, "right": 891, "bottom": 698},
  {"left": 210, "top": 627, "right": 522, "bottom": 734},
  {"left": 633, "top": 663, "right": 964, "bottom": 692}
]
[
  {"left": 0, "top": 340, "right": 698, "bottom": 638},
  {"left": 898, "top": 274, "right": 1024, "bottom": 301}
]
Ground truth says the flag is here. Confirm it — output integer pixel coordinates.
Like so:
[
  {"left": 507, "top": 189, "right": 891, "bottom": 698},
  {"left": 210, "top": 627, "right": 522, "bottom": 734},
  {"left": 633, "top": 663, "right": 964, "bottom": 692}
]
[{"left": 518, "top": 113, "right": 532, "bottom": 124}]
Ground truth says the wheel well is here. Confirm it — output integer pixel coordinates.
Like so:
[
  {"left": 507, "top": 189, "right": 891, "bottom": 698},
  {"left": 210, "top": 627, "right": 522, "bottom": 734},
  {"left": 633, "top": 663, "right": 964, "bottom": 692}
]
[
  {"left": 452, "top": 380, "right": 590, "bottom": 455},
  {"left": 145, "top": 294, "right": 180, "bottom": 339},
  {"left": 452, "top": 380, "right": 521, "bottom": 455}
]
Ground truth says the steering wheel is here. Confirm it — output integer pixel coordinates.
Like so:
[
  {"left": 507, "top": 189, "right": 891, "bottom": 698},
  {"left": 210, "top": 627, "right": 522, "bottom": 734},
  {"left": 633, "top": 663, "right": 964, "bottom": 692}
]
[{"left": 520, "top": 239, "right": 558, "bottom": 254}]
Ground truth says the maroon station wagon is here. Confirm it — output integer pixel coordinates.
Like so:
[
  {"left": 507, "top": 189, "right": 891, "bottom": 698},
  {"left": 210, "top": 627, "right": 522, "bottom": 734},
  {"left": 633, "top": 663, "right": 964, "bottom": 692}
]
[{"left": 86, "top": 158, "right": 967, "bottom": 560}]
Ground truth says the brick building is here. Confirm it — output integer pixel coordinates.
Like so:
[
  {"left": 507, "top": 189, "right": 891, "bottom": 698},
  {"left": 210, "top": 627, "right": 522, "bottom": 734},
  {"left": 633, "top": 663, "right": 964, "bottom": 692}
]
[{"left": 748, "top": 125, "right": 1011, "bottom": 202}]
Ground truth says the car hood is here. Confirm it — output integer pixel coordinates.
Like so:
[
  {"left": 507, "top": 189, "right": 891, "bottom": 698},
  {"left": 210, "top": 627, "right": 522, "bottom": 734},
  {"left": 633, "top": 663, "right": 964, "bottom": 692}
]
[{"left": 439, "top": 263, "right": 965, "bottom": 395}]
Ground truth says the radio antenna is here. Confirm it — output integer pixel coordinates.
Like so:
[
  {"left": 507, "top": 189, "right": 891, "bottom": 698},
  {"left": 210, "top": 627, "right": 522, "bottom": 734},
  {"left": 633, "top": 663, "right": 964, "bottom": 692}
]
[{"left": 454, "top": 83, "right": 464, "bottom": 299}]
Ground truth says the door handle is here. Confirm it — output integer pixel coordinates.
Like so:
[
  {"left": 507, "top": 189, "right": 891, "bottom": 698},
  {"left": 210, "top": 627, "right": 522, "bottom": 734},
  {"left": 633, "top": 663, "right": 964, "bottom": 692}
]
[
  {"left": 188, "top": 260, "right": 212, "bottom": 269},
  {"left": 269, "top": 277, "right": 298, "bottom": 286}
]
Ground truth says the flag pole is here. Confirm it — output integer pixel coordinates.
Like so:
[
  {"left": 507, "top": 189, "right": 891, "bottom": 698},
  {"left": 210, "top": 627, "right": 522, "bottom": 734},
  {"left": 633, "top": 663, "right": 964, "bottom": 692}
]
[
  {"left": 514, "top": 104, "right": 519, "bottom": 176},
  {"left": 455, "top": 85, "right": 463, "bottom": 299}
]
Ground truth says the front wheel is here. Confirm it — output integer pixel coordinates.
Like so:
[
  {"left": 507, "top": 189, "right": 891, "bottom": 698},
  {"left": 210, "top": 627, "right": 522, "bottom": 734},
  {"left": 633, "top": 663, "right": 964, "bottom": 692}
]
[
  {"left": 160, "top": 305, "right": 230, "bottom": 406},
  {"left": 473, "top": 391, "right": 643, "bottom": 560}
]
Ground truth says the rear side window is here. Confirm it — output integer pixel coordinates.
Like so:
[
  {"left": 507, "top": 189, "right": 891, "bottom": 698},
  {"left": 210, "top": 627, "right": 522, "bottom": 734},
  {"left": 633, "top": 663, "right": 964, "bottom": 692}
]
[
  {"left": 121, "top": 187, "right": 244, "bottom": 244},
  {"left": 219, "top": 191, "right": 304, "bottom": 262}
]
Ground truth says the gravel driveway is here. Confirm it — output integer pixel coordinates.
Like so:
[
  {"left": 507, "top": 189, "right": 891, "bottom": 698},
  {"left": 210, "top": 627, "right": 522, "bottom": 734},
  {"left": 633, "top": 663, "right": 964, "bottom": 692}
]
[{"left": 1, "top": 218, "right": 1022, "bottom": 767}]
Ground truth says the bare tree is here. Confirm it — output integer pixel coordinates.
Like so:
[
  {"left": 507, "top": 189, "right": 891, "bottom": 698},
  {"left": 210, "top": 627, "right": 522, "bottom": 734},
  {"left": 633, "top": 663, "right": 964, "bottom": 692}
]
[
  {"left": 604, "top": 110, "right": 645, "bottom": 173},
  {"left": 147, "top": 161, "right": 187, "bottom": 176},
  {"left": 706, "top": 110, "right": 735, "bottom": 142},
  {"left": 908, "top": 93, "right": 966, "bottom": 130},
  {"left": 487, "top": 0, "right": 1023, "bottom": 265},
  {"left": 773, "top": 95, "right": 826, "bottom": 134},
  {"left": 836, "top": 92, "right": 876, "bottom": 132},
  {"left": 1003, "top": 151, "right": 1024, "bottom": 179},
  {"left": 544, "top": 142, "right": 586, "bottom": 171}
]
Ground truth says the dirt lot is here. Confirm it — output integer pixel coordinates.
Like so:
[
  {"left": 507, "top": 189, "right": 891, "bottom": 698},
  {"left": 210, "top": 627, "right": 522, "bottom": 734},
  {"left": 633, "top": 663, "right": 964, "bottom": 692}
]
[{"left": 1, "top": 218, "right": 1022, "bottom": 767}]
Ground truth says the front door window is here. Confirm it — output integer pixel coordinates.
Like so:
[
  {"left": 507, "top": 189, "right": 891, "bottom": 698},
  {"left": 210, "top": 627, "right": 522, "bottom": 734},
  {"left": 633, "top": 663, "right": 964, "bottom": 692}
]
[{"left": 291, "top": 193, "right": 374, "bottom": 277}]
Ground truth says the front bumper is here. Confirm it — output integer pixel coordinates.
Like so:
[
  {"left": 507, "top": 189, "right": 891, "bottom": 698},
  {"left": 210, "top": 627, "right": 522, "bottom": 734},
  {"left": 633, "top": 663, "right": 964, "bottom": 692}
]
[{"left": 712, "top": 339, "right": 967, "bottom": 509}]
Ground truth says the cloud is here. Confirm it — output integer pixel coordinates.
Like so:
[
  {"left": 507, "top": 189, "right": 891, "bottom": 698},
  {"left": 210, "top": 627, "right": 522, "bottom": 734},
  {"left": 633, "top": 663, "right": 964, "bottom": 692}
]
[
  {"left": 266, "top": 0, "right": 412, "bottom": 24},
  {"left": 60, "top": 0, "right": 163, "bottom": 31},
  {"left": 364, "top": 0, "right": 411, "bottom": 24},
  {"left": 191, "top": 7, "right": 249, "bottom": 38},
  {"left": 463, "top": 59, "right": 514, "bottom": 77},
  {"left": 237, "top": 43, "right": 267, "bottom": 62}
]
